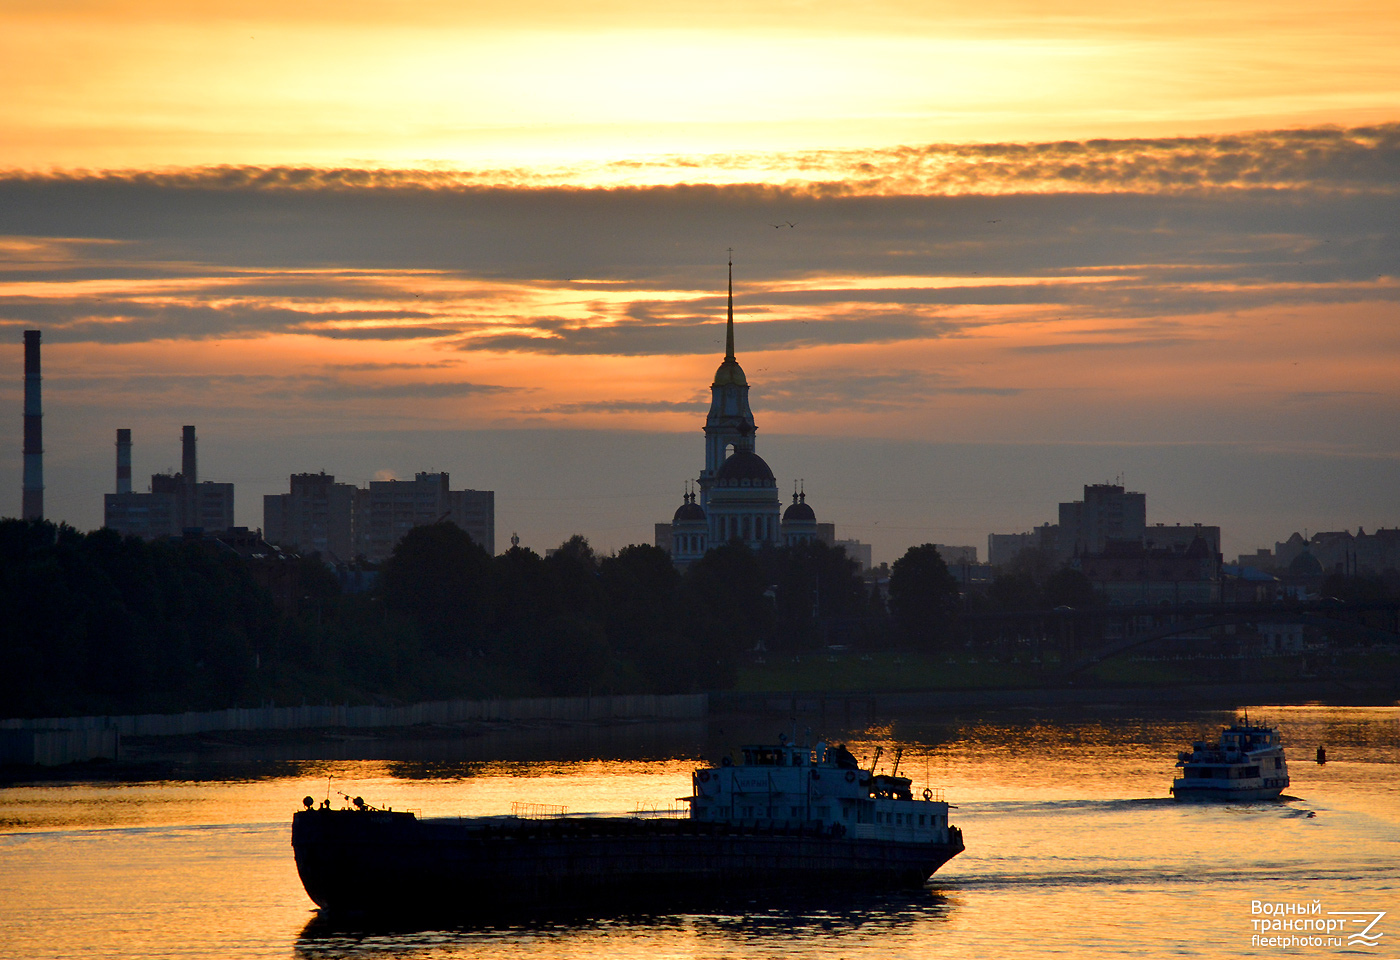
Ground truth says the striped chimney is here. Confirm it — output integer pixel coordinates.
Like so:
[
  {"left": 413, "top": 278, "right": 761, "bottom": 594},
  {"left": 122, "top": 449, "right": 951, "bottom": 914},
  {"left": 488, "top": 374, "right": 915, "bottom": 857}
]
[
  {"left": 22, "top": 330, "right": 42, "bottom": 521},
  {"left": 116, "top": 428, "right": 132, "bottom": 494}
]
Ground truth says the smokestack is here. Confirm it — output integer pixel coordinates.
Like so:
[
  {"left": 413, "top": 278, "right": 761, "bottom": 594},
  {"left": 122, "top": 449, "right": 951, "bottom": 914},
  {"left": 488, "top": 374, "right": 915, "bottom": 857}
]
[
  {"left": 181, "top": 425, "right": 196, "bottom": 488},
  {"left": 116, "top": 429, "right": 132, "bottom": 494},
  {"left": 22, "top": 330, "right": 42, "bottom": 521}
]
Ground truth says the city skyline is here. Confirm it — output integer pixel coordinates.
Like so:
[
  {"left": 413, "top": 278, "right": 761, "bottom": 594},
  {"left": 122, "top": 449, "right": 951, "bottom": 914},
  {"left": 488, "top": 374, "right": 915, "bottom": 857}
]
[{"left": 1, "top": 0, "right": 1398, "bottom": 563}]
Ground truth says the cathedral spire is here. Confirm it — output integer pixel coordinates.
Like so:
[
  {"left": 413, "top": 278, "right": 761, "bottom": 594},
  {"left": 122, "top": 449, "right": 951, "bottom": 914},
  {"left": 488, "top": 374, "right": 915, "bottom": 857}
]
[{"left": 725, "top": 252, "right": 735, "bottom": 362}]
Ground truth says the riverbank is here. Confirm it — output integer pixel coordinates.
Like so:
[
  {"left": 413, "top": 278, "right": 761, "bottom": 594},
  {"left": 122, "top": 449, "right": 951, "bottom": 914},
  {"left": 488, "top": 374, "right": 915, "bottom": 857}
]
[
  {"left": 5, "top": 675, "right": 1394, "bottom": 781},
  {"left": 711, "top": 677, "right": 1400, "bottom": 721}
]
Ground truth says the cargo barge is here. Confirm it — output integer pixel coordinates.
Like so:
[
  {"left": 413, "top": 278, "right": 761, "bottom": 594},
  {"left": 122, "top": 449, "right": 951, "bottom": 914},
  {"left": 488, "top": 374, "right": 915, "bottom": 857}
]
[{"left": 292, "top": 737, "right": 964, "bottom": 917}]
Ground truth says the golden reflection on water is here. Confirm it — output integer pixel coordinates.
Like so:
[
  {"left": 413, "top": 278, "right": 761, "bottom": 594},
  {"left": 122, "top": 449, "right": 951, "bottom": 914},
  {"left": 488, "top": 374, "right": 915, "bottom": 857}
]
[{"left": 0, "top": 704, "right": 1396, "bottom": 960}]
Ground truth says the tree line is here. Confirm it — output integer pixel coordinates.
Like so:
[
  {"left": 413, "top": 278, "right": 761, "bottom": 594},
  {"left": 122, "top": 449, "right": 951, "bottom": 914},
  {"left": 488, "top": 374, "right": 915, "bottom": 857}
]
[{"left": 3, "top": 517, "right": 1109, "bottom": 718}]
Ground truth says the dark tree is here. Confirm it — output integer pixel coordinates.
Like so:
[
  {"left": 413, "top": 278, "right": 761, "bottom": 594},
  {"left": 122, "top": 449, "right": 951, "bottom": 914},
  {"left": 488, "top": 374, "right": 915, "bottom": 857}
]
[
  {"left": 681, "top": 541, "right": 774, "bottom": 686},
  {"left": 888, "top": 543, "right": 961, "bottom": 646},
  {"left": 379, "top": 522, "right": 492, "bottom": 656},
  {"left": 544, "top": 535, "right": 602, "bottom": 621},
  {"left": 525, "top": 614, "right": 619, "bottom": 697},
  {"left": 0, "top": 519, "right": 276, "bottom": 716},
  {"left": 599, "top": 544, "right": 693, "bottom": 690},
  {"left": 759, "top": 541, "right": 866, "bottom": 651},
  {"left": 987, "top": 571, "right": 1041, "bottom": 612},
  {"left": 490, "top": 543, "right": 549, "bottom": 642},
  {"left": 1002, "top": 546, "right": 1057, "bottom": 586},
  {"left": 1043, "top": 567, "right": 1101, "bottom": 609}
]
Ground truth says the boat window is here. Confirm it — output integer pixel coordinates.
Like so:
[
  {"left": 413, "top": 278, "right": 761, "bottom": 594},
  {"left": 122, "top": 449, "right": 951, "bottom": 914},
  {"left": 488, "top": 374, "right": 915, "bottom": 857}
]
[{"left": 919, "top": 815, "right": 926, "bottom": 826}]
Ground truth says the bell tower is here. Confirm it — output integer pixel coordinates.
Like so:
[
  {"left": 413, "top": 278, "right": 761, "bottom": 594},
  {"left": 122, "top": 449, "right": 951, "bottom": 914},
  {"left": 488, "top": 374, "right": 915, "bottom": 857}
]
[{"left": 699, "top": 256, "right": 756, "bottom": 510}]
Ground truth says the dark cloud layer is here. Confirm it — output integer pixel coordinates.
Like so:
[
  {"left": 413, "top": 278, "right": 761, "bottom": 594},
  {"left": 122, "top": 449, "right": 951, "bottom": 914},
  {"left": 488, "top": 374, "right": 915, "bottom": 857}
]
[
  {"left": 46, "top": 371, "right": 517, "bottom": 404},
  {"left": 755, "top": 369, "right": 1024, "bottom": 414},
  {"left": 14, "top": 123, "right": 1398, "bottom": 196},
  {"left": 0, "top": 123, "right": 1397, "bottom": 356},
  {"left": 452, "top": 311, "right": 961, "bottom": 357}
]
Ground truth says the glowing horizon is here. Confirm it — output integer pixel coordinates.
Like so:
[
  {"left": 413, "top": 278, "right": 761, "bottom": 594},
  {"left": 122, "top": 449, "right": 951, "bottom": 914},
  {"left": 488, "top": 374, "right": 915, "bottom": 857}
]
[
  {"left": 3, "top": 0, "right": 1398, "bottom": 174},
  {"left": 2, "top": 0, "right": 1398, "bottom": 560}
]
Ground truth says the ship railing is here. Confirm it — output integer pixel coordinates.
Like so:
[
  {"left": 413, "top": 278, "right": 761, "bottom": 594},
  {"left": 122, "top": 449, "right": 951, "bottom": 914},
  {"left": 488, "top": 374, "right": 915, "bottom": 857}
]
[
  {"left": 511, "top": 802, "right": 568, "bottom": 819},
  {"left": 631, "top": 802, "right": 689, "bottom": 819}
]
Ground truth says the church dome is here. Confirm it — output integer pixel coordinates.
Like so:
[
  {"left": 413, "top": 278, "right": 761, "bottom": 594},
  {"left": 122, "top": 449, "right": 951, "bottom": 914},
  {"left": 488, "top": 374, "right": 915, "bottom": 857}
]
[
  {"left": 713, "top": 356, "right": 748, "bottom": 387},
  {"left": 1288, "top": 549, "right": 1323, "bottom": 577},
  {"left": 674, "top": 499, "right": 706, "bottom": 522},
  {"left": 715, "top": 449, "right": 775, "bottom": 484},
  {"left": 783, "top": 497, "right": 816, "bottom": 523}
]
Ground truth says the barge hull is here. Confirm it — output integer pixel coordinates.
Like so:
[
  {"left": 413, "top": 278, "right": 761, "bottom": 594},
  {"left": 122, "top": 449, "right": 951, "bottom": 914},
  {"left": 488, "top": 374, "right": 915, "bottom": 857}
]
[{"left": 293, "top": 810, "right": 963, "bottom": 918}]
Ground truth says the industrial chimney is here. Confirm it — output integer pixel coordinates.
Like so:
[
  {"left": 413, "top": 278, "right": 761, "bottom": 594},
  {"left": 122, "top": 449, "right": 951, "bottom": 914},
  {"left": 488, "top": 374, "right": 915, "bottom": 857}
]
[
  {"left": 181, "top": 425, "right": 197, "bottom": 488},
  {"left": 22, "top": 330, "right": 42, "bottom": 520},
  {"left": 116, "top": 428, "right": 132, "bottom": 494}
]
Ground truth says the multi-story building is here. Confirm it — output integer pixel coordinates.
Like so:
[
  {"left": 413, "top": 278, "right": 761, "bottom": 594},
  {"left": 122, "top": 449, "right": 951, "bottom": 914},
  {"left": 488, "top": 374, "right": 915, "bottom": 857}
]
[
  {"left": 1058, "top": 483, "right": 1146, "bottom": 558},
  {"left": 988, "top": 523, "right": 1059, "bottom": 567},
  {"left": 834, "top": 538, "right": 873, "bottom": 572},
  {"left": 1074, "top": 536, "right": 1221, "bottom": 604},
  {"left": 354, "top": 472, "right": 494, "bottom": 561},
  {"left": 263, "top": 472, "right": 357, "bottom": 560},
  {"left": 1270, "top": 528, "right": 1400, "bottom": 577},
  {"left": 104, "top": 489, "right": 180, "bottom": 540},
  {"left": 1144, "top": 523, "right": 1221, "bottom": 556},
  {"left": 934, "top": 544, "right": 978, "bottom": 564},
  {"left": 261, "top": 470, "right": 494, "bottom": 562},
  {"left": 103, "top": 426, "right": 233, "bottom": 539}
]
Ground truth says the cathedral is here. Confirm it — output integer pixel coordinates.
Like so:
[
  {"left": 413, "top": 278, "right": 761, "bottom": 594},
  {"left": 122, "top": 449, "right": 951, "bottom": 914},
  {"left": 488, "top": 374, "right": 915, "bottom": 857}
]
[{"left": 661, "top": 261, "right": 820, "bottom": 568}]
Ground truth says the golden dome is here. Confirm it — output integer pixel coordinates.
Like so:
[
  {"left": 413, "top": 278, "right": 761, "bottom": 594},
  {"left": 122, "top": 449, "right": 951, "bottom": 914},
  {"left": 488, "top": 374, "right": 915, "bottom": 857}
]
[{"left": 713, "top": 357, "right": 748, "bottom": 387}]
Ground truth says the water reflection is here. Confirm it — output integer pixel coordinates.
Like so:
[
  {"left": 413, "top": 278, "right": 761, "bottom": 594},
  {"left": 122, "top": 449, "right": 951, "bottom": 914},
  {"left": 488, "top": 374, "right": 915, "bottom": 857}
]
[
  {"left": 294, "top": 890, "right": 953, "bottom": 959},
  {"left": 2, "top": 703, "right": 1396, "bottom": 960},
  {"left": 119, "top": 719, "right": 712, "bottom": 768}
]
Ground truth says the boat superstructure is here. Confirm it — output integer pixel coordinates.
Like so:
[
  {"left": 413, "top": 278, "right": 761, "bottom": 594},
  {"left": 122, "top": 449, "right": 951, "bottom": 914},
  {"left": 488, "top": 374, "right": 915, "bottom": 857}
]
[
  {"left": 689, "top": 738, "right": 958, "bottom": 848},
  {"left": 1172, "top": 721, "right": 1290, "bottom": 801}
]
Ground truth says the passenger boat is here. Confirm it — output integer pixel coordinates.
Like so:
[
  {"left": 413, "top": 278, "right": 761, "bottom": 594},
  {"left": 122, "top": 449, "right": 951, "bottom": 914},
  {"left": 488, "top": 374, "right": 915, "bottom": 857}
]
[
  {"left": 291, "top": 736, "right": 964, "bottom": 917},
  {"left": 1172, "top": 720, "right": 1290, "bottom": 801}
]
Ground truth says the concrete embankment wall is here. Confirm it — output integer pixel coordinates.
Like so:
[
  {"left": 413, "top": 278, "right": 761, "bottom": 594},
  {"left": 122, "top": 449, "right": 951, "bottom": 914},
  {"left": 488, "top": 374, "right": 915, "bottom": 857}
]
[
  {"left": 0, "top": 728, "right": 121, "bottom": 766},
  {"left": 0, "top": 694, "right": 708, "bottom": 745},
  {"left": 711, "top": 680, "right": 1399, "bottom": 719}
]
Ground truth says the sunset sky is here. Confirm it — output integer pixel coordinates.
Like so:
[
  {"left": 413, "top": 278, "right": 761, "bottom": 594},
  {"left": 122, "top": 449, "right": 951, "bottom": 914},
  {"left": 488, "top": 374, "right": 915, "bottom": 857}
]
[{"left": 2, "top": 0, "right": 1398, "bottom": 562}]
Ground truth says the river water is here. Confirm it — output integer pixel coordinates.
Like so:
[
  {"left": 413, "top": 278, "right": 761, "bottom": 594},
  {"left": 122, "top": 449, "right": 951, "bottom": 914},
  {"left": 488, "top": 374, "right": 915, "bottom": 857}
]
[{"left": 1, "top": 703, "right": 1396, "bottom": 959}]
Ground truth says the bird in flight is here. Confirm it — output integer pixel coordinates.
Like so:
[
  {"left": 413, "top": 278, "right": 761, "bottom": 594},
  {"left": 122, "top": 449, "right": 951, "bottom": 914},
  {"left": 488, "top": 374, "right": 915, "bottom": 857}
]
[{"left": 770, "top": 222, "right": 798, "bottom": 228}]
